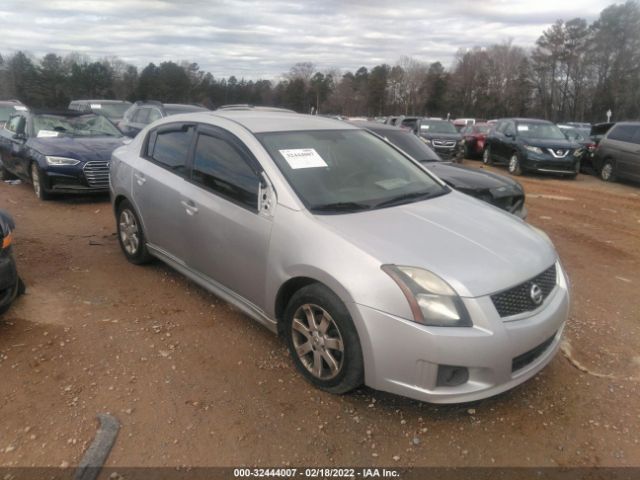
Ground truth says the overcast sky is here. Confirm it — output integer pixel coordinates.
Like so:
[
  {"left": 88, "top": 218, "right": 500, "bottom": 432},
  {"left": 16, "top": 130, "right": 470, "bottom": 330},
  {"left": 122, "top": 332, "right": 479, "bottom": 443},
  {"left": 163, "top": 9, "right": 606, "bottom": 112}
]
[{"left": 0, "top": 0, "right": 615, "bottom": 79}]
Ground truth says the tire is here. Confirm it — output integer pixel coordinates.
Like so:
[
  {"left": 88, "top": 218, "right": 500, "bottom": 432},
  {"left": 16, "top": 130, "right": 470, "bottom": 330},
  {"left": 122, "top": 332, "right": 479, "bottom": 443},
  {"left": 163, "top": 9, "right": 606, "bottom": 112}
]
[
  {"left": 0, "top": 277, "right": 23, "bottom": 316},
  {"left": 284, "top": 283, "right": 364, "bottom": 394},
  {"left": 600, "top": 159, "right": 617, "bottom": 182},
  {"left": 116, "top": 200, "right": 153, "bottom": 265},
  {"left": 0, "top": 153, "right": 16, "bottom": 181},
  {"left": 508, "top": 152, "right": 523, "bottom": 176},
  {"left": 482, "top": 146, "right": 493, "bottom": 165},
  {"left": 30, "top": 163, "right": 51, "bottom": 200}
]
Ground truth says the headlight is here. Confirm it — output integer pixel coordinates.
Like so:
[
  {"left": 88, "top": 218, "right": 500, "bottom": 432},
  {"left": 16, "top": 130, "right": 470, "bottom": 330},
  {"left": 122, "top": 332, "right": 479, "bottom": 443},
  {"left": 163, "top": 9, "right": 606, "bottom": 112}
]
[
  {"left": 524, "top": 145, "right": 543, "bottom": 154},
  {"left": 382, "top": 265, "right": 472, "bottom": 327},
  {"left": 421, "top": 138, "right": 432, "bottom": 146},
  {"left": 574, "top": 147, "right": 584, "bottom": 157},
  {"left": 46, "top": 156, "right": 80, "bottom": 166}
]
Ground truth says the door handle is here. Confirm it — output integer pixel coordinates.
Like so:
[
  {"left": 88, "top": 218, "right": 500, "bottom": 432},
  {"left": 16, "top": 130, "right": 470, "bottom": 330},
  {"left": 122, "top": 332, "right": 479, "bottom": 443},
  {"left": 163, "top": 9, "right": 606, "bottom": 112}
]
[
  {"left": 134, "top": 172, "right": 146, "bottom": 185},
  {"left": 181, "top": 199, "right": 198, "bottom": 215}
]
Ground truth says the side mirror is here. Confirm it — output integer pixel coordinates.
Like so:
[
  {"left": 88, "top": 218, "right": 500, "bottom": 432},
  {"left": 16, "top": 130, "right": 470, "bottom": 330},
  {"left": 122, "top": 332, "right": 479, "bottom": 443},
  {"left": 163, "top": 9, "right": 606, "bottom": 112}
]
[{"left": 12, "top": 132, "right": 26, "bottom": 142}]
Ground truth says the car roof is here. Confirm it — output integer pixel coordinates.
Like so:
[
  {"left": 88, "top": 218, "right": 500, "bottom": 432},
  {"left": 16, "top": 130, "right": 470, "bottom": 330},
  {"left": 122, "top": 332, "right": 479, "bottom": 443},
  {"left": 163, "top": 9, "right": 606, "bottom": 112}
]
[
  {"left": 70, "top": 99, "right": 130, "bottom": 104},
  {"left": 204, "top": 111, "right": 360, "bottom": 133},
  {"left": 501, "top": 117, "right": 553, "bottom": 124}
]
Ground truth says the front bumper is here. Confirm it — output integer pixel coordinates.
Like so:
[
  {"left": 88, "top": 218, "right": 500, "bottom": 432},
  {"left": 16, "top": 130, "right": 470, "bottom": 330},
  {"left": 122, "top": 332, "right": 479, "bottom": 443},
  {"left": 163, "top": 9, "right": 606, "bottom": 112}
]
[
  {"left": 522, "top": 153, "right": 579, "bottom": 175},
  {"left": 353, "top": 263, "right": 569, "bottom": 403},
  {"left": 42, "top": 162, "right": 110, "bottom": 194}
]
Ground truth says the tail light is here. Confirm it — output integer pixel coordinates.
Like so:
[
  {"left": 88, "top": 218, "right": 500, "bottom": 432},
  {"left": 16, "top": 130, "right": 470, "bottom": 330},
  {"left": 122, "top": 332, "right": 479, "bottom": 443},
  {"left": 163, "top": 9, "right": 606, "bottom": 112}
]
[{"left": 587, "top": 143, "right": 596, "bottom": 152}]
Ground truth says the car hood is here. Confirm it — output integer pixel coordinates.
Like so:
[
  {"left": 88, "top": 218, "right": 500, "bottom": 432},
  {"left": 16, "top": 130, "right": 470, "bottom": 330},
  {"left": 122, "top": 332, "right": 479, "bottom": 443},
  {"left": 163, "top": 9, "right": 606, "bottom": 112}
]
[
  {"left": 420, "top": 132, "right": 461, "bottom": 141},
  {"left": 27, "top": 136, "right": 125, "bottom": 161},
  {"left": 520, "top": 138, "right": 577, "bottom": 149},
  {"left": 424, "top": 162, "right": 521, "bottom": 191},
  {"left": 316, "top": 191, "right": 555, "bottom": 298}
]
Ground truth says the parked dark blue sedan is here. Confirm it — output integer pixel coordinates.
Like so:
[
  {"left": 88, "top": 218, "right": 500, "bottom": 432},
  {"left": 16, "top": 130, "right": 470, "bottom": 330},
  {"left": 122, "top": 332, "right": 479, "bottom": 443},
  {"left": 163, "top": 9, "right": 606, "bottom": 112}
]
[{"left": 0, "top": 110, "right": 124, "bottom": 200}]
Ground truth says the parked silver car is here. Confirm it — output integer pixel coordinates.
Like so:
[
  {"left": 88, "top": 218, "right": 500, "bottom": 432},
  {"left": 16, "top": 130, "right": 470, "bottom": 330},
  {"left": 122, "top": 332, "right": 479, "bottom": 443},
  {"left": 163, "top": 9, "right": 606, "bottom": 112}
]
[{"left": 109, "top": 111, "right": 570, "bottom": 403}]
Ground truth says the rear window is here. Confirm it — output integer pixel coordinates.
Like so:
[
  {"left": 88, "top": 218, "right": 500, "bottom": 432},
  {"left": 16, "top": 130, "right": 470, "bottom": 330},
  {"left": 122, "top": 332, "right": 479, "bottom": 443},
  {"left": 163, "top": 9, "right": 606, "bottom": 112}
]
[
  {"left": 148, "top": 126, "right": 194, "bottom": 175},
  {"left": 607, "top": 125, "right": 639, "bottom": 143}
]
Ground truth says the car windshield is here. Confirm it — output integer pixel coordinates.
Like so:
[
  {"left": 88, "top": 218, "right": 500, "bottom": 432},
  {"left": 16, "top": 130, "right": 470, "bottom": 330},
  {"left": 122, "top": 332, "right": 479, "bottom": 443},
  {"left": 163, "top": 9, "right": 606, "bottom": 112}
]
[
  {"left": 0, "top": 106, "right": 25, "bottom": 122},
  {"left": 95, "top": 103, "right": 130, "bottom": 119},
  {"left": 517, "top": 122, "right": 566, "bottom": 140},
  {"left": 373, "top": 129, "right": 441, "bottom": 162},
  {"left": 32, "top": 113, "right": 122, "bottom": 138},
  {"left": 420, "top": 121, "right": 457, "bottom": 134},
  {"left": 475, "top": 125, "right": 490, "bottom": 134},
  {"left": 258, "top": 129, "right": 448, "bottom": 213},
  {"left": 164, "top": 105, "right": 208, "bottom": 115}
]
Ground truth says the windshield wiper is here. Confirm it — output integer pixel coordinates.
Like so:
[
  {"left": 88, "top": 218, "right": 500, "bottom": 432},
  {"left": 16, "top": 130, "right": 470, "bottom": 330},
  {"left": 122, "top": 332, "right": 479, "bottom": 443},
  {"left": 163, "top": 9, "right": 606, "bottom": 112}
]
[
  {"left": 373, "top": 190, "right": 444, "bottom": 209},
  {"left": 311, "top": 201, "right": 372, "bottom": 213}
]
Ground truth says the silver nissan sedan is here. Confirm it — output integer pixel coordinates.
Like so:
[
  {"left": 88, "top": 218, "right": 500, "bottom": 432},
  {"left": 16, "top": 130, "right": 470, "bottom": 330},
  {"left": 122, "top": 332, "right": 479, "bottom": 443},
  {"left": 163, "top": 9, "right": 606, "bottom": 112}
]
[{"left": 109, "top": 111, "right": 570, "bottom": 404}]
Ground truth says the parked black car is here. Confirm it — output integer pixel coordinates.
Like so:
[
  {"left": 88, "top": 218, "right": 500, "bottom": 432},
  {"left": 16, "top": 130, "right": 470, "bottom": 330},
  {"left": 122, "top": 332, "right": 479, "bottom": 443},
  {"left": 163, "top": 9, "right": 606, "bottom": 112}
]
[
  {"left": 0, "top": 109, "right": 124, "bottom": 200},
  {"left": 593, "top": 122, "right": 640, "bottom": 183},
  {"left": 357, "top": 121, "right": 527, "bottom": 218},
  {"left": 558, "top": 124, "right": 596, "bottom": 172},
  {"left": 68, "top": 99, "right": 132, "bottom": 123},
  {"left": 0, "top": 210, "right": 24, "bottom": 315},
  {"left": 0, "top": 100, "right": 27, "bottom": 129},
  {"left": 416, "top": 118, "right": 462, "bottom": 160},
  {"left": 118, "top": 101, "right": 208, "bottom": 137},
  {"left": 483, "top": 118, "right": 582, "bottom": 177}
]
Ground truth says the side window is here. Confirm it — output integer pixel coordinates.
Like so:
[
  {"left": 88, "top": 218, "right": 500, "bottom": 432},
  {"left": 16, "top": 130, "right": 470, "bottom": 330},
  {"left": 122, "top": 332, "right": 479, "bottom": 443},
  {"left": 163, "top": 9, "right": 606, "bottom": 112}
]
[
  {"left": 505, "top": 122, "right": 515, "bottom": 136},
  {"left": 608, "top": 125, "right": 636, "bottom": 143},
  {"left": 631, "top": 127, "right": 640, "bottom": 145},
  {"left": 191, "top": 133, "right": 260, "bottom": 210},
  {"left": 147, "top": 109, "right": 162, "bottom": 123},
  {"left": 133, "top": 108, "right": 150, "bottom": 124},
  {"left": 5, "top": 115, "right": 21, "bottom": 133},
  {"left": 148, "top": 126, "right": 194, "bottom": 175},
  {"left": 496, "top": 121, "right": 506, "bottom": 133}
]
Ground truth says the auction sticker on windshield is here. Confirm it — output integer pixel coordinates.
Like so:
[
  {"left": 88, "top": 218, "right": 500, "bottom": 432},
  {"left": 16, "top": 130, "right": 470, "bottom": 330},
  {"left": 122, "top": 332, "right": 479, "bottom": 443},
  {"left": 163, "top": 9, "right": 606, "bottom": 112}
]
[
  {"left": 279, "top": 148, "right": 328, "bottom": 169},
  {"left": 13, "top": 106, "right": 27, "bottom": 111},
  {"left": 37, "top": 130, "right": 59, "bottom": 138}
]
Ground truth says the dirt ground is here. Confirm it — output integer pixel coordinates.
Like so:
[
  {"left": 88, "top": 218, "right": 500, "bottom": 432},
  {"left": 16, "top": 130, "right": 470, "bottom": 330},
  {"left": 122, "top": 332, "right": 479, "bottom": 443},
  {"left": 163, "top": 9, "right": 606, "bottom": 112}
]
[{"left": 0, "top": 162, "right": 639, "bottom": 470}]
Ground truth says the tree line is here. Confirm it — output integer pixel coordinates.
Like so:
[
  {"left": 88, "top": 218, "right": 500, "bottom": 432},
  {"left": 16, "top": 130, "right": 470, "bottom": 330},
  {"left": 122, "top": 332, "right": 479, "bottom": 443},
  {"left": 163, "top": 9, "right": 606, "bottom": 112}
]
[{"left": 1, "top": 1, "right": 639, "bottom": 123}]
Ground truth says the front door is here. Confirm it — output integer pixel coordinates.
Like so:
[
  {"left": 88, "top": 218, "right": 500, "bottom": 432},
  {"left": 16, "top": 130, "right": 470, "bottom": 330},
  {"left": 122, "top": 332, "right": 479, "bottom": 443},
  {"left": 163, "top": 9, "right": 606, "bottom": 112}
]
[{"left": 182, "top": 125, "right": 273, "bottom": 308}]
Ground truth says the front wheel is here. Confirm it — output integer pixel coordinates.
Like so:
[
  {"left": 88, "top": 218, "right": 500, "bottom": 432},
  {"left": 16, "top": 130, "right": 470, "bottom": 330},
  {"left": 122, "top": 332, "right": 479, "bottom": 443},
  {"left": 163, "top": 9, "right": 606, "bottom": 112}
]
[
  {"left": 116, "top": 200, "right": 153, "bottom": 264},
  {"left": 0, "top": 153, "right": 16, "bottom": 181},
  {"left": 600, "top": 159, "right": 616, "bottom": 182},
  {"left": 482, "top": 146, "right": 493, "bottom": 165},
  {"left": 30, "top": 163, "right": 51, "bottom": 200},
  {"left": 284, "top": 284, "right": 364, "bottom": 394},
  {"left": 508, "top": 153, "right": 522, "bottom": 175}
]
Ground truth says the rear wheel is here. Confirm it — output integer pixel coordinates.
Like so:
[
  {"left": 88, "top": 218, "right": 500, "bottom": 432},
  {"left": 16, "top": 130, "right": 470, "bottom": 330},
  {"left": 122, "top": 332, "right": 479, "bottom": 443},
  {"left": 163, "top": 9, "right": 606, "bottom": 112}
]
[
  {"left": 508, "top": 153, "right": 522, "bottom": 176},
  {"left": 30, "top": 163, "right": 51, "bottom": 200},
  {"left": 284, "top": 283, "right": 364, "bottom": 394},
  {"left": 116, "top": 200, "right": 153, "bottom": 264},
  {"left": 600, "top": 159, "right": 617, "bottom": 182}
]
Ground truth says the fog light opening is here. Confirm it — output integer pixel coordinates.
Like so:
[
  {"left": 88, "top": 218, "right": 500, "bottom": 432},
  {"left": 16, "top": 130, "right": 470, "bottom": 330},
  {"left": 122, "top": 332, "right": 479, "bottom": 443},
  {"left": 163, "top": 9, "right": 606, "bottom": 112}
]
[{"left": 436, "top": 365, "right": 469, "bottom": 387}]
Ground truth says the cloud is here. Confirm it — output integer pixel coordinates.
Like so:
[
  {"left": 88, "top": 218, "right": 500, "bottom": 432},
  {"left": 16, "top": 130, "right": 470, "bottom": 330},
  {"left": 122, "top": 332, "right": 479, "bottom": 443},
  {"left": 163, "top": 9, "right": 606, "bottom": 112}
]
[{"left": 0, "top": 0, "right": 613, "bottom": 79}]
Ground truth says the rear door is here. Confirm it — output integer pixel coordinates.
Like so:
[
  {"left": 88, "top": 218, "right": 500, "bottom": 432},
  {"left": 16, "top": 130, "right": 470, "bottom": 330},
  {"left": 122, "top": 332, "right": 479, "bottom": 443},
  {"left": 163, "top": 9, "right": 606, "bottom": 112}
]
[
  {"left": 182, "top": 124, "right": 273, "bottom": 307},
  {"left": 607, "top": 125, "right": 639, "bottom": 179},
  {"left": 624, "top": 126, "right": 640, "bottom": 180},
  {"left": 132, "top": 123, "right": 195, "bottom": 264}
]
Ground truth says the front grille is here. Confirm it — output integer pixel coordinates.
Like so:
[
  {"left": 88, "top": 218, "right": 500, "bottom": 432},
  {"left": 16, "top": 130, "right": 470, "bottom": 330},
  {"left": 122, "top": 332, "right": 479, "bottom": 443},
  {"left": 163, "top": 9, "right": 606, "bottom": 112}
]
[
  {"left": 512, "top": 332, "right": 556, "bottom": 372},
  {"left": 433, "top": 140, "right": 456, "bottom": 148},
  {"left": 83, "top": 161, "right": 110, "bottom": 188},
  {"left": 491, "top": 265, "right": 557, "bottom": 317}
]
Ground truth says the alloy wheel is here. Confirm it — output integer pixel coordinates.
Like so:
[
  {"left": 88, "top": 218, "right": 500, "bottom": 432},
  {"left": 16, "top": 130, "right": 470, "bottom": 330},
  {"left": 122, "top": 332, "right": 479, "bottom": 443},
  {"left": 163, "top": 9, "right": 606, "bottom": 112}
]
[
  {"left": 31, "top": 163, "right": 41, "bottom": 197},
  {"left": 601, "top": 163, "right": 612, "bottom": 181},
  {"left": 291, "top": 303, "right": 344, "bottom": 380},
  {"left": 119, "top": 209, "right": 140, "bottom": 255},
  {"left": 508, "top": 155, "right": 519, "bottom": 173}
]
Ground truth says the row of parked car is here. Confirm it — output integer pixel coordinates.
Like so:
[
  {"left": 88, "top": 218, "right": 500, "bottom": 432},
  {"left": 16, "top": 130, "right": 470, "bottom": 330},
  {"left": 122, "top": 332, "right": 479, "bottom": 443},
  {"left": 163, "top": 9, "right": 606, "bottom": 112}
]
[{"left": 383, "top": 114, "right": 640, "bottom": 184}]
